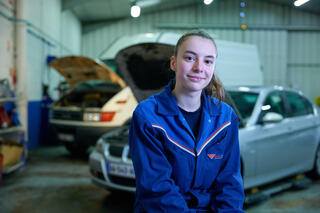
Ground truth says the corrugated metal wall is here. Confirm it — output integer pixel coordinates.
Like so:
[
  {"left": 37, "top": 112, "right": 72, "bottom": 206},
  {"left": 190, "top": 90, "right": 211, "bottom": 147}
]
[
  {"left": 82, "top": 0, "right": 320, "bottom": 101},
  {"left": 288, "top": 32, "right": 320, "bottom": 101}
]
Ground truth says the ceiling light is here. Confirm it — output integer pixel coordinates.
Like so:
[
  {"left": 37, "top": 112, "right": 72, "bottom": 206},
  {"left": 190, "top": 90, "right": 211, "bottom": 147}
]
[
  {"left": 294, "top": 0, "right": 310, "bottom": 7},
  {"left": 131, "top": 5, "right": 141, "bottom": 18},
  {"left": 204, "top": 0, "right": 214, "bottom": 5}
]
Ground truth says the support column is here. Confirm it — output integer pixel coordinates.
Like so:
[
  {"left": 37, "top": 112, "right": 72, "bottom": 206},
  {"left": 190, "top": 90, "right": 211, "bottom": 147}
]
[{"left": 15, "top": 0, "right": 28, "bottom": 141}]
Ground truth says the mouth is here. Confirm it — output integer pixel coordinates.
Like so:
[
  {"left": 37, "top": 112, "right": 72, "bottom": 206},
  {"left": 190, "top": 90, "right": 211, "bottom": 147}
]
[{"left": 187, "top": 75, "right": 205, "bottom": 82}]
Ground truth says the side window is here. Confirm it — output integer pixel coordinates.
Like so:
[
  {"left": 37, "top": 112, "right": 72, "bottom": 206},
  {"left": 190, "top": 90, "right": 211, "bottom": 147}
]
[
  {"left": 261, "top": 92, "right": 287, "bottom": 117},
  {"left": 285, "top": 91, "right": 314, "bottom": 117}
]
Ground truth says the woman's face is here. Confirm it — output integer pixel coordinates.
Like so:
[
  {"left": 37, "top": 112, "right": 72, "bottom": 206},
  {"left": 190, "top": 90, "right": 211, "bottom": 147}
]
[{"left": 170, "top": 36, "right": 217, "bottom": 94}]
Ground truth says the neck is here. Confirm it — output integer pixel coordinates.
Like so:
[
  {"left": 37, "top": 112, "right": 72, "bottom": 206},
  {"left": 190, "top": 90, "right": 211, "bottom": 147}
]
[{"left": 172, "top": 87, "right": 202, "bottom": 112}]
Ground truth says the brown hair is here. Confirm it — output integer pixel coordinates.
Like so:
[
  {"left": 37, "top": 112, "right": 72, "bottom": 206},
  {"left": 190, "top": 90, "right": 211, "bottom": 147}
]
[{"left": 174, "top": 29, "right": 225, "bottom": 103}]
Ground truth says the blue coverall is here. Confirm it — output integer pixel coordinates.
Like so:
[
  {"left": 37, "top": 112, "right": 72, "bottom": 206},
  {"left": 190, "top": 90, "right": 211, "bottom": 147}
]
[{"left": 129, "top": 81, "right": 244, "bottom": 212}]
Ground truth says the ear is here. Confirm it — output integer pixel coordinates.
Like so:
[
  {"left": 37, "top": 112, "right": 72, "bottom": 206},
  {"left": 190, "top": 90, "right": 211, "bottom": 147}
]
[{"left": 170, "top": 56, "right": 176, "bottom": 71}]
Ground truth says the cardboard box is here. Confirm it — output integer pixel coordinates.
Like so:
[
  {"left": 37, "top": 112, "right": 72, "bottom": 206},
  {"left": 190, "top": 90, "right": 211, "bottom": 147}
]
[{"left": 0, "top": 142, "right": 23, "bottom": 168}]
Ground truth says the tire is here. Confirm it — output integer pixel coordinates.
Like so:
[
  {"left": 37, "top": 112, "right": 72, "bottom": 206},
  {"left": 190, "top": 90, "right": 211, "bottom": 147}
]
[
  {"left": 307, "top": 145, "right": 320, "bottom": 179},
  {"left": 64, "top": 142, "right": 89, "bottom": 156}
]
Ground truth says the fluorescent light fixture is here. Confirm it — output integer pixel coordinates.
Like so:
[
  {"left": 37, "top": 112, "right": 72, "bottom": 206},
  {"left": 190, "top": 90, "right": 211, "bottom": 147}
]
[
  {"left": 131, "top": 5, "right": 141, "bottom": 17},
  {"left": 294, "top": 0, "right": 310, "bottom": 7},
  {"left": 204, "top": 0, "right": 214, "bottom": 5}
]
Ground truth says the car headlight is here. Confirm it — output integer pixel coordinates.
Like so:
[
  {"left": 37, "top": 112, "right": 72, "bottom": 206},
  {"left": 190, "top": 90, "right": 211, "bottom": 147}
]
[
  {"left": 83, "top": 112, "right": 101, "bottom": 122},
  {"left": 83, "top": 112, "right": 116, "bottom": 122},
  {"left": 96, "top": 138, "right": 106, "bottom": 154}
]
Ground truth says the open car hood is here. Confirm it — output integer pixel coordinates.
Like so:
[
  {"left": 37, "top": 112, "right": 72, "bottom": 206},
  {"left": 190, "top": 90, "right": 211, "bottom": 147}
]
[
  {"left": 115, "top": 42, "right": 175, "bottom": 102},
  {"left": 49, "top": 56, "right": 126, "bottom": 89},
  {"left": 108, "top": 33, "right": 180, "bottom": 102}
]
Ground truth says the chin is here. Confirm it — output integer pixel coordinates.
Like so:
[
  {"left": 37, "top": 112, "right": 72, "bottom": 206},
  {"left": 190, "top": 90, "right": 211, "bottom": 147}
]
[{"left": 187, "top": 85, "right": 206, "bottom": 92}]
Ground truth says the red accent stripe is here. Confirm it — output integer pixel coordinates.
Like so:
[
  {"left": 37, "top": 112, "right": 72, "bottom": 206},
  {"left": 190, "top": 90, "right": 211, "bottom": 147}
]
[
  {"left": 151, "top": 123, "right": 195, "bottom": 155},
  {"left": 197, "top": 121, "right": 231, "bottom": 155}
]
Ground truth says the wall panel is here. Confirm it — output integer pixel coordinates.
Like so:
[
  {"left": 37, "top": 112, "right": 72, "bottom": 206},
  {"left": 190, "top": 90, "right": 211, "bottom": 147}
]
[
  {"left": 0, "top": 0, "right": 14, "bottom": 89},
  {"left": 287, "top": 32, "right": 320, "bottom": 100},
  {"left": 288, "top": 32, "right": 320, "bottom": 64},
  {"left": 0, "top": 9, "right": 14, "bottom": 84},
  {"left": 197, "top": 0, "right": 239, "bottom": 25},
  {"left": 288, "top": 67, "right": 320, "bottom": 101},
  {"left": 289, "top": 8, "right": 320, "bottom": 26},
  {"left": 248, "top": 0, "right": 285, "bottom": 25},
  {"left": 61, "top": 11, "right": 81, "bottom": 55}
]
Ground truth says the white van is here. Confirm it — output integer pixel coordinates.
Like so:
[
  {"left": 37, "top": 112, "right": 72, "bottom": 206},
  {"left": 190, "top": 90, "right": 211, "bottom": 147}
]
[{"left": 99, "top": 32, "right": 263, "bottom": 91}]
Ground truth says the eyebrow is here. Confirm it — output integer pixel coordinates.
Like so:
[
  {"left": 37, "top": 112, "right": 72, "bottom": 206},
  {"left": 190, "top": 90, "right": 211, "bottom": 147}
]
[{"left": 184, "top": 50, "right": 216, "bottom": 59}]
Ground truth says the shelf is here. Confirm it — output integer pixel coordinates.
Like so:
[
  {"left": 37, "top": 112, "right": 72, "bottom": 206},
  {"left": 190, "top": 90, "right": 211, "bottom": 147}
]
[
  {"left": 0, "top": 97, "right": 19, "bottom": 103},
  {"left": 2, "top": 161, "right": 25, "bottom": 174},
  {"left": 0, "top": 126, "right": 24, "bottom": 135},
  {"left": 0, "top": 96, "right": 25, "bottom": 175}
]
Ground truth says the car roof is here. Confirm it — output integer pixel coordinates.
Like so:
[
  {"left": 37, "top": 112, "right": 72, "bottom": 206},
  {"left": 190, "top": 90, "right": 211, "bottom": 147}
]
[{"left": 225, "top": 85, "right": 303, "bottom": 95}]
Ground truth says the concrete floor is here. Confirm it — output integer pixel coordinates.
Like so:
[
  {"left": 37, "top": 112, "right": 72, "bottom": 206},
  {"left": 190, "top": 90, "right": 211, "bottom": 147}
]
[{"left": 1, "top": 145, "right": 320, "bottom": 213}]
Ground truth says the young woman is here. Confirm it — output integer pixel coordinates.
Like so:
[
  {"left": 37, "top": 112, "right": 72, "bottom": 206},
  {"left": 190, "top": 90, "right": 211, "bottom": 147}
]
[{"left": 129, "top": 30, "right": 244, "bottom": 212}]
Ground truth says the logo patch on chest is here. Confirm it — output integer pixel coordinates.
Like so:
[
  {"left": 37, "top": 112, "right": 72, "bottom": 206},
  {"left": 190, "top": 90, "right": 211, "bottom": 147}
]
[{"left": 208, "top": 154, "right": 223, "bottom": 159}]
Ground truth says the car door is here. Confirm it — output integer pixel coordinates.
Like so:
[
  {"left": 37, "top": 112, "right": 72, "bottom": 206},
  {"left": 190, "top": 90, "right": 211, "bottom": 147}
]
[
  {"left": 254, "top": 91, "right": 293, "bottom": 183},
  {"left": 283, "top": 91, "right": 319, "bottom": 172}
]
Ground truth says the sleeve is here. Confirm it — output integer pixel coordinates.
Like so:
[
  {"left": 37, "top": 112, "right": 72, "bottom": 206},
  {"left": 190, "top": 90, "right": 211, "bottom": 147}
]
[
  {"left": 129, "top": 109, "right": 190, "bottom": 213},
  {"left": 210, "top": 113, "right": 245, "bottom": 213}
]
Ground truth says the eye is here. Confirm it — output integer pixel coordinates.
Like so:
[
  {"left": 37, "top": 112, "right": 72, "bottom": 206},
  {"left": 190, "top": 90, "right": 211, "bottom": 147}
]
[
  {"left": 184, "top": 55, "right": 196, "bottom": 62},
  {"left": 204, "top": 59, "right": 214, "bottom": 65}
]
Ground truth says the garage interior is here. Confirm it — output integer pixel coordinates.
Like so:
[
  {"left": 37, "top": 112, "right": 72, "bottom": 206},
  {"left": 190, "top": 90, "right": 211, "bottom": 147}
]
[{"left": 1, "top": 0, "right": 320, "bottom": 212}]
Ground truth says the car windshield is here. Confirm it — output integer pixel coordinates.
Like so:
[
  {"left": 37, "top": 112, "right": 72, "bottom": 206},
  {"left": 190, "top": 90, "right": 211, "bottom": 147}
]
[{"left": 227, "top": 91, "right": 259, "bottom": 124}]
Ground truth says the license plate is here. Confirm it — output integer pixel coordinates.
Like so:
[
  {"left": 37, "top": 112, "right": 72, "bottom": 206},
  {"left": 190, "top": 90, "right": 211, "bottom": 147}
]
[
  {"left": 107, "top": 162, "right": 135, "bottom": 178},
  {"left": 58, "top": 133, "right": 74, "bottom": 142}
]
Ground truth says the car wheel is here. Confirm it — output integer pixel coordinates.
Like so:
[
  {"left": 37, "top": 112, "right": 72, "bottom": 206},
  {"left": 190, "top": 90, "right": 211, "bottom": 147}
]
[
  {"left": 307, "top": 145, "right": 320, "bottom": 179},
  {"left": 64, "top": 142, "right": 89, "bottom": 156}
]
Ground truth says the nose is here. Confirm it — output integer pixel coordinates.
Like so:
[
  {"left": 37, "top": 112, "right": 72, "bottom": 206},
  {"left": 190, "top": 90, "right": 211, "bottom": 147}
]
[{"left": 192, "top": 59, "right": 203, "bottom": 72}]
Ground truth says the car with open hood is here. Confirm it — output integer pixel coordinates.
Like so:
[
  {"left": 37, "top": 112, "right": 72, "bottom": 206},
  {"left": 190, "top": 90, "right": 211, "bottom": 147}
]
[
  {"left": 89, "top": 33, "right": 320, "bottom": 192},
  {"left": 49, "top": 56, "right": 138, "bottom": 155}
]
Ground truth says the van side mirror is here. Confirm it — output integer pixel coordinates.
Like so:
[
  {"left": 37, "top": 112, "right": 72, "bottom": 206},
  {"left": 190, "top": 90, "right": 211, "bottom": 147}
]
[{"left": 262, "top": 112, "right": 283, "bottom": 124}]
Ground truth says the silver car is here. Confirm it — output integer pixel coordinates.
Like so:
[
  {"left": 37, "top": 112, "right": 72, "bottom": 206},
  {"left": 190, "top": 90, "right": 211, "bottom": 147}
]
[{"left": 89, "top": 85, "right": 320, "bottom": 191}]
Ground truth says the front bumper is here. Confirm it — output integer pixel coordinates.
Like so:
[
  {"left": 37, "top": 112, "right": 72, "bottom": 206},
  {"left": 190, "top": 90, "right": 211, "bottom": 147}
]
[
  {"left": 89, "top": 150, "right": 136, "bottom": 192},
  {"left": 50, "top": 120, "right": 117, "bottom": 146}
]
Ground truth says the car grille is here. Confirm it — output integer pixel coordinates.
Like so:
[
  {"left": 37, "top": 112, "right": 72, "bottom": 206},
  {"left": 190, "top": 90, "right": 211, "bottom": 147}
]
[
  {"left": 109, "top": 145, "right": 123, "bottom": 157},
  {"left": 108, "top": 144, "right": 132, "bottom": 159},
  {"left": 52, "top": 110, "right": 83, "bottom": 121},
  {"left": 108, "top": 174, "right": 136, "bottom": 187}
]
